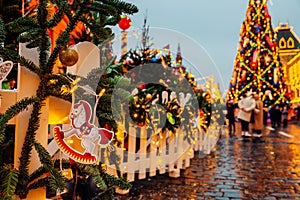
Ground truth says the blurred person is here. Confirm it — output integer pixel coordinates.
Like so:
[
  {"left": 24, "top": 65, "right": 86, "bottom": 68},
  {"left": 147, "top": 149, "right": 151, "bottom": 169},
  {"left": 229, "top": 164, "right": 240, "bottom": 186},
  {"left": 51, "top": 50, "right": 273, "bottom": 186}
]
[
  {"left": 226, "top": 100, "right": 236, "bottom": 136},
  {"left": 275, "top": 105, "right": 282, "bottom": 128},
  {"left": 269, "top": 105, "right": 277, "bottom": 129},
  {"left": 263, "top": 108, "right": 268, "bottom": 126},
  {"left": 251, "top": 93, "right": 264, "bottom": 138},
  {"left": 237, "top": 92, "right": 256, "bottom": 138},
  {"left": 282, "top": 106, "right": 288, "bottom": 128},
  {"left": 296, "top": 105, "right": 300, "bottom": 121}
]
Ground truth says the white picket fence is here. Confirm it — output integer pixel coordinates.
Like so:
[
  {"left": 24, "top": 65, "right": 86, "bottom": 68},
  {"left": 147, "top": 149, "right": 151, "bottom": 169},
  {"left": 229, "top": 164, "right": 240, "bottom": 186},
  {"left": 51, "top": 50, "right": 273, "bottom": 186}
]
[
  {"left": 48, "top": 122, "right": 221, "bottom": 187},
  {"left": 104, "top": 122, "right": 221, "bottom": 183}
]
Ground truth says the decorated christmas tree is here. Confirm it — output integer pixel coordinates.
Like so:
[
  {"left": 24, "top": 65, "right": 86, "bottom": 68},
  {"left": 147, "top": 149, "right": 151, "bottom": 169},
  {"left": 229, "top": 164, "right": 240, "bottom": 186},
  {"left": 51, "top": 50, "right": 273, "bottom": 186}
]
[
  {"left": 0, "top": 0, "right": 138, "bottom": 199},
  {"left": 227, "top": 0, "right": 289, "bottom": 107}
]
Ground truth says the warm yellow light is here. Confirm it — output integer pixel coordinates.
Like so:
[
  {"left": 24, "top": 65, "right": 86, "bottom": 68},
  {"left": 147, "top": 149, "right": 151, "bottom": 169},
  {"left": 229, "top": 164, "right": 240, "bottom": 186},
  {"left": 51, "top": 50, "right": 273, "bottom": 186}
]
[
  {"left": 72, "top": 78, "right": 81, "bottom": 85},
  {"left": 98, "top": 89, "right": 106, "bottom": 97},
  {"left": 70, "top": 85, "right": 78, "bottom": 93}
]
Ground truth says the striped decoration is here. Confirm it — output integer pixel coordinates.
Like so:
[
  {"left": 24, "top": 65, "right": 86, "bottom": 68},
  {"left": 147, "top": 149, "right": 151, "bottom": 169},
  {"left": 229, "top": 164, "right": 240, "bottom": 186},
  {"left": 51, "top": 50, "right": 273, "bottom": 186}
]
[{"left": 121, "top": 31, "right": 128, "bottom": 56}]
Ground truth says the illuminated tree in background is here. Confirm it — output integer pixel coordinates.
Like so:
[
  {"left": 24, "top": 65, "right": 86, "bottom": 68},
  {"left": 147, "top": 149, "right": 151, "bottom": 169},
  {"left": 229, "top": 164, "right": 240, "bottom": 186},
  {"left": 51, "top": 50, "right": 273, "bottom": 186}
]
[{"left": 227, "top": 0, "right": 289, "bottom": 107}]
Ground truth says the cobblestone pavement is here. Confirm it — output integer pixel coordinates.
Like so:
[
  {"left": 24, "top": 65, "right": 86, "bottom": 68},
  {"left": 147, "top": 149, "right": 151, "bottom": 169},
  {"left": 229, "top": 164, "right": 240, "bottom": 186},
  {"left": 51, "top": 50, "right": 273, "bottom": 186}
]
[{"left": 115, "top": 122, "right": 300, "bottom": 199}]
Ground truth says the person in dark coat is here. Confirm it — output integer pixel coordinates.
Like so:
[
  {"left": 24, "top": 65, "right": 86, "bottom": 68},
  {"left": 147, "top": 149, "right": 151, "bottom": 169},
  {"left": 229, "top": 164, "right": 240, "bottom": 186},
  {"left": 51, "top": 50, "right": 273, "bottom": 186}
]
[
  {"left": 226, "top": 100, "right": 236, "bottom": 136},
  {"left": 263, "top": 108, "right": 268, "bottom": 126},
  {"left": 275, "top": 105, "right": 282, "bottom": 128},
  {"left": 269, "top": 105, "right": 277, "bottom": 129},
  {"left": 282, "top": 106, "right": 288, "bottom": 128}
]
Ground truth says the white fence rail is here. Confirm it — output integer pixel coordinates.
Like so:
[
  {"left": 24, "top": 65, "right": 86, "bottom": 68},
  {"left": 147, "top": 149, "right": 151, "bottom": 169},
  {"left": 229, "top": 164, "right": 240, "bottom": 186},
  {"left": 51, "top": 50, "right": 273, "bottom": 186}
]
[{"left": 105, "top": 122, "right": 221, "bottom": 182}]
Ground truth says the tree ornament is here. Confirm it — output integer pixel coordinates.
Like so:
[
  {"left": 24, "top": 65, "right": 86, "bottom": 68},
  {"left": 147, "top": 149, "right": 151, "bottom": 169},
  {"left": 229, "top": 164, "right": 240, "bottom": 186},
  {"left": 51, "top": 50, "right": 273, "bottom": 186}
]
[
  {"left": 59, "top": 48, "right": 79, "bottom": 66},
  {"left": 118, "top": 15, "right": 132, "bottom": 31},
  {"left": 264, "top": 55, "right": 271, "bottom": 64},
  {"left": 145, "top": 93, "right": 152, "bottom": 100},
  {"left": 53, "top": 100, "right": 114, "bottom": 164},
  {"left": 0, "top": 60, "right": 13, "bottom": 83},
  {"left": 250, "top": 49, "right": 258, "bottom": 69},
  {"left": 167, "top": 112, "right": 175, "bottom": 125}
]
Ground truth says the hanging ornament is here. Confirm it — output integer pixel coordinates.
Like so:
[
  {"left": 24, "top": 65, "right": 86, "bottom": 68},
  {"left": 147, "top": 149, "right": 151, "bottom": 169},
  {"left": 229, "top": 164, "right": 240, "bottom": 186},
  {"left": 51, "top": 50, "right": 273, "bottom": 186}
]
[
  {"left": 145, "top": 93, "right": 152, "bottom": 101},
  {"left": 53, "top": 100, "right": 114, "bottom": 164},
  {"left": 273, "top": 68, "right": 278, "bottom": 84},
  {"left": 243, "top": 38, "right": 250, "bottom": 47},
  {"left": 138, "top": 83, "right": 146, "bottom": 90},
  {"left": 250, "top": 49, "right": 258, "bottom": 69},
  {"left": 167, "top": 112, "right": 175, "bottom": 125},
  {"left": 241, "top": 70, "right": 247, "bottom": 81},
  {"left": 264, "top": 55, "right": 271, "bottom": 64},
  {"left": 118, "top": 15, "right": 132, "bottom": 31},
  {"left": 254, "top": 24, "right": 261, "bottom": 33},
  {"left": 0, "top": 60, "right": 13, "bottom": 83},
  {"left": 59, "top": 48, "right": 79, "bottom": 66},
  {"left": 265, "top": 35, "right": 276, "bottom": 49}
]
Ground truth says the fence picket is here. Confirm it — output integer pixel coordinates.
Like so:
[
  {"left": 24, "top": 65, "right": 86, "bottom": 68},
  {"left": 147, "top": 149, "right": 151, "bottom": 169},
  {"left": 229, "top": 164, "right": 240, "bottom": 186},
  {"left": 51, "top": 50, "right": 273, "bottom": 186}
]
[
  {"left": 138, "top": 127, "right": 147, "bottom": 179},
  {"left": 127, "top": 125, "right": 136, "bottom": 182}
]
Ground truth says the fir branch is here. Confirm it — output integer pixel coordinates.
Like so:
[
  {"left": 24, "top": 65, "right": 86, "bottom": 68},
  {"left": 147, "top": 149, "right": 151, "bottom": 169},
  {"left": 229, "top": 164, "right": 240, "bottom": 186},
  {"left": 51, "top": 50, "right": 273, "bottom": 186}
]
[
  {"left": 0, "top": 165, "right": 19, "bottom": 199},
  {"left": 27, "top": 177, "right": 48, "bottom": 191},
  {"left": 97, "top": 113, "right": 114, "bottom": 121},
  {"left": 98, "top": 0, "right": 139, "bottom": 15},
  {"left": 105, "top": 16, "right": 119, "bottom": 26},
  {"left": 47, "top": 4, "right": 85, "bottom": 74},
  {"left": 46, "top": 1, "right": 68, "bottom": 28},
  {"left": 99, "top": 167, "right": 131, "bottom": 190},
  {"left": 28, "top": 166, "right": 47, "bottom": 183},
  {"left": 17, "top": 28, "right": 40, "bottom": 44},
  {"left": 46, "top": 172, "right": 65, "bottom": 192},
  {"left": 34, "top": 142, "right": 54, "bottom": 171},
  {"left": 0, "top": 47, "right": 41, "bottom": 75},
  {"left": 0, "top": 97, "right": 39, "bottom": 146},
  {"left": 8, "top": 17, "right": 39, "bottom": 35},
  {"left": 76, "top": 163, "right": 108, "bottom": 190},
  {"left": 37, "top": 0, "right": 50, "bottom": 72},
  {"left": 25, "top": 38, "right": 43, "bottom": 52},
  {"left": 0, "top": 18, "right": 5, "bottom": 43},
  {"left": 89, "top": 2, "right": 118, "bottom": 17},
  {"left": 16, "top": 100, "right": 43, "bottom": 198},
  {"left": 27, "top": 170, "right": 65, "bottom": 192},
  {"left": 33, "top": 142, "right": 66, "bottom": 192},
  {"left": 79, "top": 16, "right": 111, "bottom": 42}
]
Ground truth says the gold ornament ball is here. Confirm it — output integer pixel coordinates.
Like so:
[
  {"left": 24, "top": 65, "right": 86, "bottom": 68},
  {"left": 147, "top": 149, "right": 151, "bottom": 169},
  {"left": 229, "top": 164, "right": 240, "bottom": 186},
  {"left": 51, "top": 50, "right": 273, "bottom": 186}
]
[
  {"left": 145, "top": 93, "right": 152, "bottom": 100},
  {"left": 59, "top": 48, "right": 79, "bottom": 66}
]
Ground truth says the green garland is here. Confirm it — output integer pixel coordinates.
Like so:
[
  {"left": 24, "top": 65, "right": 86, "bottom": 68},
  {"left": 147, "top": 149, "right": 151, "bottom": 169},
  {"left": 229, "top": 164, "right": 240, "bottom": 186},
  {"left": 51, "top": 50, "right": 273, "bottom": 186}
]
[{"left": 0, "top": 0, "right": 138, "bottom": 199}]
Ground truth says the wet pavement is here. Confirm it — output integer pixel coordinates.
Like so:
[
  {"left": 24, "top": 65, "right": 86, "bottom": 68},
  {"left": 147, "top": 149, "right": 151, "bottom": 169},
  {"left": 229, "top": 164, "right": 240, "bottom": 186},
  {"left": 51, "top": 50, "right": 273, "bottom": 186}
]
[{"left": 115, "top": 121, "right": 300, "bottom": 199}]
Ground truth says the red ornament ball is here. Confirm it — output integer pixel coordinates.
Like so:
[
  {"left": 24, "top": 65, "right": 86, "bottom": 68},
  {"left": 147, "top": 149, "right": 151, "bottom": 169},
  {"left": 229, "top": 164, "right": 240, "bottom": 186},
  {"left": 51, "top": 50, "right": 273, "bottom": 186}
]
[{"left": 118, "top": 16, "right": 132, "bottom": 30}]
